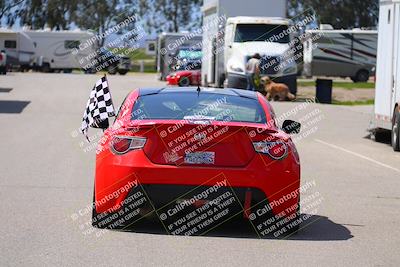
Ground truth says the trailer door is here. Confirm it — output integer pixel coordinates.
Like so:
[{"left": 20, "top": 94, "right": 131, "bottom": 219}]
[
  {"left": 375, "top": 2, "right": 395, "bottom": 119},
  {"left": 393, "top": 3, "right": 400, "bottom": 114}
]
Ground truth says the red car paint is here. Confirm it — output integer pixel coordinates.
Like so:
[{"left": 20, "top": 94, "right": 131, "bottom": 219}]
[
  {"left": 94, "top": 88, "right": 300, "bottom": 226},
  {"left": 166, "top": 70, "right": 201, "bottom": 86}
]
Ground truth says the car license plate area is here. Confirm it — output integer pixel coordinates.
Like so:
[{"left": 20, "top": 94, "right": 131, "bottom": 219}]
[{"left": 184, "top": 152, "right": 215, "bottom": 164}]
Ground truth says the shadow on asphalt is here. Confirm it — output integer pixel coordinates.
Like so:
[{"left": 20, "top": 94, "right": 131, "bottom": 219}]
[
  {"left": 0, "top": 87, "right": 12, "bottom": 93},
  {"left": 365, "top": 132, "right": 392, "bottom": 146},
  {"left": 118, "top": 214, "right": 353, "bottom": 241},
  {"left": 0, "top": 100, "right": 30, "bottom": 113}
]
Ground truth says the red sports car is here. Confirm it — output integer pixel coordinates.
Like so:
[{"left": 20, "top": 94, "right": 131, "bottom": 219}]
[
  {"left": 92, "top": 87, "right": 301, "bottom": 237},
  {"left": 166, "top": 70, "right": 201, "bottom": 87}
]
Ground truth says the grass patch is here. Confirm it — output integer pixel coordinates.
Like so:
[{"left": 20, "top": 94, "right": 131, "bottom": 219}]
[
  {"left": 109, "top": 47, "right": 155, "bottom": 61},
  {"left": 298, "top": 81, "right": 375, "bottom": 89},
  {"left": 332, "top": 99, "right": 375, "bottom": 106},
  {"left": 130, "top": 64, "right": 157, "bottom": 73}
]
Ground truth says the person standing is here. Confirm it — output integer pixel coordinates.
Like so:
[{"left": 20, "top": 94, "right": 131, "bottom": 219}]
[{"left": 246, "top": 53, "right": 261, "bottom": 91}]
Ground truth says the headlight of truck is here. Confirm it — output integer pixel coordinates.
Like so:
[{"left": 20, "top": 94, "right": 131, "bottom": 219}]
[{"left": 229, "top": 65, "right": 244, "bottom": 73}]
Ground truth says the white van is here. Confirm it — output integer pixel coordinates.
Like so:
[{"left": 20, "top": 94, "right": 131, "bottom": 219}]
[
  {"left": 0, "top": 29, "right": 36, "bottom": 70},
  {"left": 372, "top": 0, "right": 400, "bottom": 151}
]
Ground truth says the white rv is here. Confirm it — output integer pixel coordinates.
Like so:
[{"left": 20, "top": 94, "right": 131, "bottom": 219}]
[
  {"left": 201, "top": 0, "right": 298, "bottom": 93},
  {"left": 372, "top": 0, "right": 400, "bottom": 151},
  {"left": 0, "top": 29, "right": 36, "bottom": 70},
  {"left": 303, "top": 29, "right": 378, "bottom": 82},
  {"left": 156, "top": 32, "right": 202, "bottom": 80},
  {"left": 23, "top": 30, "right": 97, "bottom": 72}
]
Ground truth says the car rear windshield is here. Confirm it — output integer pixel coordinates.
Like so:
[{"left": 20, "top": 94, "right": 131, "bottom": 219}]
[{"left": 132, "top": 92, "right": 266, "bottom": 124}]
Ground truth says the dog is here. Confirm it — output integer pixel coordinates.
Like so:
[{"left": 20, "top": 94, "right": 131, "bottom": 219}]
[{"left": 260, "top": 76, "right": 295, "bottom": 101}]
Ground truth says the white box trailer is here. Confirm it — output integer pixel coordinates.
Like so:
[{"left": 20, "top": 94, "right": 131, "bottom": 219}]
[
  {"left": 23, "top": 30, "right": 97, "bottom": 72},
  {"left": 0, "top": 29, "right": 36, "bottom": 70},
  {"left": 201, "top": 0, "right": 298, "bottom": 93},
  {"left": 303, "top": 29, "right": 378, "bottom": 82},
  {"left": 372, "top": 0, "right": 400, "bottom": 151},
  {"left": 156, "top": 32, "right": 202, "bottom": 80}
]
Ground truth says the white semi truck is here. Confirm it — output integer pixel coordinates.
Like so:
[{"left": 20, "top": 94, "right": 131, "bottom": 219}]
[
  {"left": 201, "top": 0, "right": 298, "bottom": 93},
  {"left": 372, "top": 0, "right": 400, "bottom": 151}
]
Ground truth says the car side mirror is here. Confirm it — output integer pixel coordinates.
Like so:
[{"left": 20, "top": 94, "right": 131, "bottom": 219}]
[{"left": 282, "top": 120, "right": 301, "bottom": 134}]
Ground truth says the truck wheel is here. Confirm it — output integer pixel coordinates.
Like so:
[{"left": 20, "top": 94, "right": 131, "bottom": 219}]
[
  {"left": 353, "top": 70, "right": 369, "bottom": 83},
  {"left": 178, "top": 77, "right": 190, "bottom": 87},
  {"left": 0, "top": 66, "right": 6, "bottom": 75},
  {"left": 392, "top": 108, "right": 400, "bottom": 151},
  {"left": 118, "top": 69, "right": 128, "bottom": 75},
  {"left": 107, "top": 67, "right": 117, "bottom": 75},
  {"left": 218, "top": 74, "right": 226, "bottom": 88}
]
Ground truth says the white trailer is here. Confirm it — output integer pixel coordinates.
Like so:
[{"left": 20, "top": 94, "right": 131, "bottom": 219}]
[
  {"left": 303, "top": 29, "right": 378, "bottom": 82},
  {"left": 201, "top": 0, "right": 298, "bottom": 93},
  {"left": 0, "top": 29, "right": 36, "bottom": 70},
  {"left": 372, "top": 0, "right": 400, "bottom": 151},
  {"left": 156, "top": 32, "right": 202, "bottom": 80},
  {"left": 23, "top": 30, "right": 97, "bottom": 72}
]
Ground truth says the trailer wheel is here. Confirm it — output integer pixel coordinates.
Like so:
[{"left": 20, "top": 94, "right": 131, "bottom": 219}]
[
  {"left": 41, "top": 63, "right": 51, "bottom": 73},
  {"left": 353, "top": 70, "right": 369, "bottom": 83},
  {"left": 392, "top": 108, "right": 400, "bottom": 151}
]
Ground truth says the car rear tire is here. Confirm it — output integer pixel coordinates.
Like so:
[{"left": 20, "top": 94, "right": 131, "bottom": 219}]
[
  {"left": 178, "top": 76, "right": 190, "bottom": 87},
  {"left": 91, "top": 189, "right": 123, "bottom": 229},
  {"left": 392, "top": 108, "right": 400, "bottom": 151}
]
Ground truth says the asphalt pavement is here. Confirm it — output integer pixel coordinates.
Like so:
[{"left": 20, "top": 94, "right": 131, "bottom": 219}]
[{"left": 0, "top": 73, "right": 399, "bottom": 266}]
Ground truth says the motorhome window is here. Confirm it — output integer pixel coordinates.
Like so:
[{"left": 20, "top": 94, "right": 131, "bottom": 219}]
[
  {"left": 4, "top": 40, "right": 16, "bottom": 49},
  {"left": 64, "top": 40, "right": 80, "bottom": 49},
  {"left": 234, "top": 24, "right": 289, "bottom": 43}
]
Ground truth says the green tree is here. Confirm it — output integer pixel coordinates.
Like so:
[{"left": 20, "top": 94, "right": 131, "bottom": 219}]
[
  {"left": 0, "top": 0, "right": 24, "bottom": 23},
  {"left": 288, "top": 0, "right": 379, "bottom": 29},
  {"left": 71, "top": 0, "right": 139, "bottom": 46},
  {"left": 145, "top": 0, "right": 202, "bottom": 33}
]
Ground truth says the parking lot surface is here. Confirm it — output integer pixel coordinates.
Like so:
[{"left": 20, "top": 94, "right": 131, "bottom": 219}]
[{"left": 1, "top": 73, "right": 399, "bottom": 266}]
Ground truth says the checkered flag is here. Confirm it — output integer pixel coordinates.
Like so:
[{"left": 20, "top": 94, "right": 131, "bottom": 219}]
[{"left": 80, "top": 75, "right": 115, "bottom": 141}]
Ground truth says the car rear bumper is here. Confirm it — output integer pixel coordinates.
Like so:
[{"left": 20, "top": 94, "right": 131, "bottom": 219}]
[
  {"left": 95, "top": 149, "right": 300, "bottom": 220},
  {"left": 166, "top": 76, "right": 179, "bottom": 85}
]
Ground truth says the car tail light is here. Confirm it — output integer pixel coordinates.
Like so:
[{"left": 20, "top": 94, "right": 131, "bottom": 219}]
[
  {"left": 253, "top": 141, "right": 288, "bottom": 160},
  {"left": 110, "top": 136, "right": 146, "bottom": 155}
]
